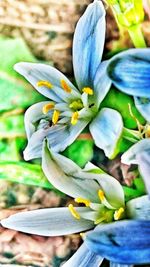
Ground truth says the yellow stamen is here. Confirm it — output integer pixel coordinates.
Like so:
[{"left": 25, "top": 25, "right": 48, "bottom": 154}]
[
  {"left": 37, "top": 80, "right": 53, "bottom": 89},
  {"left": 98, "top": 190, "right": 105, "bottom": 202},
  {"left": 114, "top": 207, "right": 125, "bottom": 221},
  {"left": 75, "top": 197, "right": 91, "bottom": 207},
  {"left": 61, "top": 80, "right": 72, "bottom": 93},
  {"left": 68, "top": 204, "right": 80, "bottom": 220},
  {"left": 52, "top": 110, "right": 60, "bottom": 124},
  {"left": 82, "top": 87, "right": 94, "bottom": 95},
  {"left": 42, "top": 103, "right": 55, "bottom": 114},
  {"left": 80, "top": 232, "right": 86, "bottom": 238},
  {"left": 145, "top": 125, "right": 150, "bottom": 138},
  {"left": 71, "top": 111, "right": 79, "bottom": 125}
]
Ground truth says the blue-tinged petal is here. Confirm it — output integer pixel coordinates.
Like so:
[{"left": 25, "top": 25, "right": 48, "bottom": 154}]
[
  {"left": 121, "top": 139, "right": 150, "bottom": 165},
  {"left": 134, "top": 96, "right": 150, "bottom": 122},
  {"left": 107, "top": 48, "right": 150, "bottom": 97},
  {"left": 137, "top": 152, "right": 150, "bottom": 196},
  {"left": 127, "top": 195, "right": 150, "bottom": 220},
  {"left": 1, "top": 207, "right": 93, "bottom": 236},
  {"left": 63, "top": 243, "right": 103, "bottom": 267},
  {"left": 24, "top": 101, "right": 51, "bottom": 139},
  {"left": 24, "top": 119, "right": 89, "bottom": 161},
  {"left": 42, "top": 140, "right": 100, "bottom": 202},
  {"left": 14, "top": 62, "right": 80, "bottom": 102},
  {"left": 85, "top": 220, "right": 150, "bottom": 264},
  {"left": 90, "top": 108, "right": 123, "bottom": 159},
  {"left": 110, "top": 264, "right": 133, "bottom": 267},
  {"left": 73, "top": 0, "right": 106, "bottom": 89},
  {"left": 24, "top": 124, "right": 68, "bottom": 160},
  {"left": 94, "top": 61, "right": 111, "bottom": 108}
]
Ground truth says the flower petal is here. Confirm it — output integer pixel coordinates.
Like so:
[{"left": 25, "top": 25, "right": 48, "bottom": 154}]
[
  {"left": 1, "top": 207, "right": 93, "bottom": 236},
  {"left": 63, "top": 243, "right": 103, "bottom": 267},
  {"left": 127, "top": 195, "right": 150, "bottom": 220},
  {"left": 73, "top": 0, "right": 105, "bottom": 89},
  {"left": 137, "top": 152, "right": 150, "bottom": 196},
  {"left": 24, "top": 101, "right": 51, "bottom": 139},
  {"left": 24, "top": 119, "right": 89, "bottom": 161},
  {"left": 14, "top": 62, "right": 80, "bottom": 102},
  {"left": 134, "top": 97, "right": 150, "bottom": 123},
  {"left": 85, "top": 220, "right": 150, "bottom": 264},
  {"left": 110, "top": 263, "right": 133, "bottom": 267},
  {"left": 94, "top": 61, "right": 111, "bottom": 108},
  {"left": 121, "top": 139, "right": 150, "bottom": 165},
  {"left": 90, "top": 108, "right": 123, "bottom": 159},
  {"left": 42, "top": 140, "right": 100, "bottom": 202},
  {"left": 107, "top": 48, "right": 150, "bottom": 97}
]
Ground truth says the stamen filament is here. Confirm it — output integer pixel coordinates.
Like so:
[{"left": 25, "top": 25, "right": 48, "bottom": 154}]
[
  {"left": 95, "top": 216, "right": 106, "bottom": 225},
  {"left": 37, "top": 80, "right": 53, "bottom": 89},
  {"left": 114, "top": 207, "right": 125, "bottom": 221},
  {"left": 71, "top": 111, "right": 79, "bottom": 125},
  {"left": 98, "top": 190, "right": 115, "bottom": 210},
  {"left": 42, "top": 103, "right": 55, "bottom": 114},
  {"left": 52, "top": 110, "right": 60, "bottom": 124},
  {"left": 75, "top": 197, "right": 91, "bottom": 207},
  {"left": 68, "top": 204, "right": 80, "bottom": 220},
  {"left": 61, "top": 80, "right": 72, "bottom": 93},
  {"left": 82, "top": 87, "right": 94, "bottom": 95}
]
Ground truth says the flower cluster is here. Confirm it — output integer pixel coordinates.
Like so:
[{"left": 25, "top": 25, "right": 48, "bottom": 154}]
[{"left": 1, "top": 1, "right": 150, "bottom": 267}]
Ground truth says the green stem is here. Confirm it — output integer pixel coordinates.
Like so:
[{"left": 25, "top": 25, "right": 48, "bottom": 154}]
[{"left": 128, "top": 24, "right": 146, "bottom": 48}]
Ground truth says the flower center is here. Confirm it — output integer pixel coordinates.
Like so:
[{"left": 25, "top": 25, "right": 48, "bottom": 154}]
[
  {"left": 68, "top": 190, "right": 125, "bottom": 225},
  {"left": 37, "top": 79, "right": 94, "bottom": 126}
]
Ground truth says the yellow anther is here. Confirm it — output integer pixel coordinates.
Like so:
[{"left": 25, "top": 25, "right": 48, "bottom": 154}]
[
  {"left": 61, "top": 80, "right": 72, "bottom": 93},
  {"left": 80, "top": 232, "right": 86, "bottom": 238},
  {"left": 75, "top": 197, "right": 91, "bottom": 207},
  {"left": 82, "top": 87, "right": 94, "bottom": 95},
  {"left": 52, "top": 110, "right": 60, "bottom": 124},
  {"left": 68, "top": 204, "right": 80, "bottom": 220},
  {"left": 69, "top": 100, "right": 83, "bottom": 110},
  {"left": 145, "top": 125, "right": 150, "bottom": 138},
  {"left": 71, "top": 111, "right": 79, "bottom": 125},
  {"left": 114, "top": 207, "right": 125, "bottom": 221},
  {"left": 98, "top": 190, "right": 105, "bottom": 202},
  {"left": 37, "top": 80, "right": 53, "bottom": 89},
  {"left": 42, "top": 103, "right": 55, "bottom": 114}
]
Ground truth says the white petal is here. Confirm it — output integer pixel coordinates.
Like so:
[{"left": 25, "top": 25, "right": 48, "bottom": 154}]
[
  {"left": 1, "top": 207, "right": 94, "bottom": 236},
  {"left": 63, "top": 242, "right": 103, "bottom": 267}
]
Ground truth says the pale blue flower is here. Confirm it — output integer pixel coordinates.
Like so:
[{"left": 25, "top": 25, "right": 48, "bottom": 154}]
[
  {"left": 1, "top": 141, "right": 150, "bottom": 266},
  {"left": 14, "top": 0, "right": 123, "bottom": 161},
  {"left": 107, "top": 48, "right": 150, "bottom": 122}
]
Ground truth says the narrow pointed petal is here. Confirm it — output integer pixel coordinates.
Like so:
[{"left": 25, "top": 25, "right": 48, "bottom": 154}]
[
  {"left": 24, "top": 101, "right": 51, "bottom": 139},
  {"left": 42, "top": 141, "right": 100, "bottom": 202},
  {"left": 85, "top": 220, "right": 150, "bottom": 264},
  {"left": 94, "top": 61, "right": 111, "bottom": 108},
  {"left": 137, "top": 152, "right": 150, "bottom": 196},
  {"left": 134, "top": 97, "right": 150, "bottom": 123},
  {"left": 127, "top": 195, "right": 150, "bottom": 220},
  {"left": 90, "top": 108, "right": 123, "bottom": 159},
  {"left": 14, "top": 62, "right": 80, "bottom": 102},
  {"left": 107, "top": 48, "right": 150, "bottom": 97},
  {"left": 1, "top": 207, "right": 93, "bottom": 236},
  {"left": 63, "top": 243, "right": 103, "bottom": 267},
  {"left": 121, "top": 139, "right": 150, "bottom": 165},
  {"left": 73, "top": 1, "right": 105, "bottom": 89}
]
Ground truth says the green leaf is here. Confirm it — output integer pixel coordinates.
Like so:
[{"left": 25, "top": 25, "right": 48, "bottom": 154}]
[
  {"left": 0, "top": 37, "right": 35, "bottom": 78},
  {"left": 123, "top": 186, "right": 144, "bottom": 202},
  {"left": 0, "top": 139, "right": 20, "bottom": 161},
  {"left": 63, "top": 139, "right": 94, "bottom": 168},
  {"left": 133, "top": 177, "right": 146, "bottom": 194},
  {"left": 101, "top": 88, "right": 145, "bottom": 129},
  {"left": 0, "top": 114, "right": 25, "bottom": 138},
  {"left": 0, "top": 161, "right": 61, "bottom": 192},
  {"left": 0, "top": 37, "right": 46, "bottom": 111}
]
